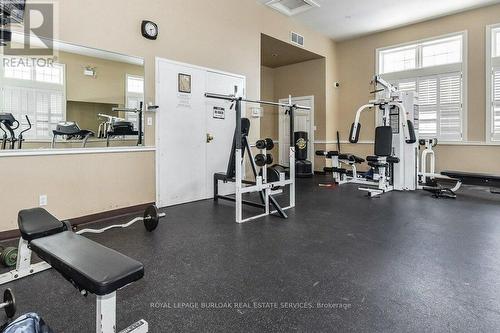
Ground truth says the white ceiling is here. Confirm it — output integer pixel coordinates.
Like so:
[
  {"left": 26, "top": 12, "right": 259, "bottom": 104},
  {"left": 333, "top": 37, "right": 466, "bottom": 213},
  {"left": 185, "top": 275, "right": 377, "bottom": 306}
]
[{"left": 259, "top": 0, "right": 500, "bottom": 40}]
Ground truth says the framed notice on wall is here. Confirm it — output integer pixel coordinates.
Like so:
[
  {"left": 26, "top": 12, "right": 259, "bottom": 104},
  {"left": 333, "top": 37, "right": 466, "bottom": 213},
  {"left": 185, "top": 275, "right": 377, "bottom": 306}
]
[{"left": 178, "top": 73, "right": 191, "bottom": 93}]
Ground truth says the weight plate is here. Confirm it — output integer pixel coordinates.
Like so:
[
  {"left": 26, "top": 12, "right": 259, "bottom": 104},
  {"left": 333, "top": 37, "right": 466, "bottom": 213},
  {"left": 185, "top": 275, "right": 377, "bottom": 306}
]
[
  {"left": 254, "top": 154, "right": 266, "bottom": 167},
  {"left": 144, "top": 205, "right": 160, "bottom": 232},
  {"left": 3, "top": 288, "right": 15, "bottom": 319},
  {"left": 1, "top": 248, "right": 17, "bottom": 267},
  {"left": 265, "top": 138, "right": 274, "bottom": 150},
  {"left": 266, "top": 154, "right": 273, "bottom": 165},
  {"left": 255, "top": 140, "right": 266, "bottom": 150}
]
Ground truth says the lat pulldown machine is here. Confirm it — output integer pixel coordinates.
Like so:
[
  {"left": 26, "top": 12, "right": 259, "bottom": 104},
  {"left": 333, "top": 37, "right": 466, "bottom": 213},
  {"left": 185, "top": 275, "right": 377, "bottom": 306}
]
[
  {"left": 205, "top": 93, "right": 310, "bottom": 223},
  {"left": 348, "top": 75, "right": 418, "bottom": 197}
]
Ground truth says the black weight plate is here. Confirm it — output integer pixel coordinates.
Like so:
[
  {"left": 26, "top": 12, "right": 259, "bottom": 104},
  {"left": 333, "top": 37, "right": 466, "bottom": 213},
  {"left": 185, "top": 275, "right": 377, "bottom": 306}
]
[
  {"left": 266, "top": 154, "right": 273, "bottom": 165},
  {"left": 254, "top": 154, "right": 266, "bottom": 167},
  {"left": 4, "top": 288, "right": 15, "bottom": 319},
  {"left": 144, "top": 205, "right": 159, "bottom": 232},
  {"left": 255, "top": 140, "right": 266, "bottom": 150},
  {"left": 265, "top": 138, "right": 274, "bottom": 150}
]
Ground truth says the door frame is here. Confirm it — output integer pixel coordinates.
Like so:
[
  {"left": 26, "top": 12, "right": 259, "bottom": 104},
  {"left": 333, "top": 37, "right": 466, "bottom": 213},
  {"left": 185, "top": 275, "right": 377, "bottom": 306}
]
[
  {"left": 154, "top": 57, "right": 246, "bottom": 206},
  {"left": 278, "top": 95, "right": 315, "bottom": 170}
]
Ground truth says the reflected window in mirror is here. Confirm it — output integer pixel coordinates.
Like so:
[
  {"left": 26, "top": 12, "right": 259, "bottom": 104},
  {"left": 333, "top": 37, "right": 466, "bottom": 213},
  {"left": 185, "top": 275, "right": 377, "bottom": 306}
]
[
  {"left": 1, "top": 60, "right": 66, "bottom": 140},
  {"left": 0, "top": 34, "right": 146, "bottom": 152}
]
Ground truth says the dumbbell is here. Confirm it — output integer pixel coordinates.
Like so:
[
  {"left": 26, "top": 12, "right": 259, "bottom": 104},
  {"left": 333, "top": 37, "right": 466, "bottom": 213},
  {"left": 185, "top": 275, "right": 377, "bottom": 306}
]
[
  {"left": 254, "top": 154, "right": 273, "bottom": 167},
  {"left": 0, "top": 246, "right": 17, "bottom": 268},
  {"left": 256, "top": 138, "right": 274, "bottom": 151},
  {"left": 0, "top": 289, "right": 16, "bottom": 319}
]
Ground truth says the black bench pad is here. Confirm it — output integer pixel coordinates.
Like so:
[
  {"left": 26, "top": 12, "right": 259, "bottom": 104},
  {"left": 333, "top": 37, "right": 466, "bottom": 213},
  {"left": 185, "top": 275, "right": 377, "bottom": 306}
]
[
  {"left": 338, "top": 154, "right": 365, "bottom": 164},
  {"left": 30, "top": 231, "right": 144, "bottom": 296},
  {"left": 441, "top": 171, "right": 500, "bottom": 187},
  {"left": 18, "top": 208, "right": 66, "bottom": 242}
]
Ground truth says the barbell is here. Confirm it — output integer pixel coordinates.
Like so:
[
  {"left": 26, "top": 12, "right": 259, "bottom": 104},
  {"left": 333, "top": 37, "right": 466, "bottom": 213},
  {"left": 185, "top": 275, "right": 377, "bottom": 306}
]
[{"left": 77, "top": 204, "right": 166, "bottom": 235}]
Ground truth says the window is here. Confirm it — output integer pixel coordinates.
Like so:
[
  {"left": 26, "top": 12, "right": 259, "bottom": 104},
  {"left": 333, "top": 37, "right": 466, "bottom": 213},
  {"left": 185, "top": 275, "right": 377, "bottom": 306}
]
[
  {"left": 125, "top": 75, "right": 144, "bottom": 129},
  {"left": 0, "top": 61, "right": 66, "bottom": 140},
  {"left": 392, "top": 73, "right": 463, "bottom": 141},
  {"left": 377, "top": 32, "right": 466, "bottom": 141},
  {"left": 488, "top": 25, "right": 500, "bottom": 141},
  {"left": 379, "top": 45, "right": 417, "bottom": 74},
  {"left": 379, "top": 35, "right": 463, "bottom": 74}
]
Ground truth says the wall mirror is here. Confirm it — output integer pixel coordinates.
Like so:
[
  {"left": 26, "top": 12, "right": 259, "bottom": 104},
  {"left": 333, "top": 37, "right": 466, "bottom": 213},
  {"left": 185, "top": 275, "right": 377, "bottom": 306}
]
[{"left": 0, "top": 33, "right": 145, "bottom": 152}]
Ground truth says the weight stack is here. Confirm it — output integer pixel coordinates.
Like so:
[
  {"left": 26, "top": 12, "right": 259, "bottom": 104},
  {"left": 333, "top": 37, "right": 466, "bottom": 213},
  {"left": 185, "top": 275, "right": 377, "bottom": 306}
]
[{"left": 294, "top": 132, "right": 313, "bottom": 178}]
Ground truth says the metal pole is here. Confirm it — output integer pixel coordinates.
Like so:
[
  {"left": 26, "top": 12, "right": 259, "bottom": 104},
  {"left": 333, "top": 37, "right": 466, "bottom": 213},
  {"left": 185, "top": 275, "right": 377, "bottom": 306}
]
[
  {"left": 204, "top": 93, "right": 311, "bottom": 111},
  {"left": 235, "top": 99, "right": 243, "bottom": 223},
  {"left": 138, "top": 101, "right": 144, "bottom": 146}
]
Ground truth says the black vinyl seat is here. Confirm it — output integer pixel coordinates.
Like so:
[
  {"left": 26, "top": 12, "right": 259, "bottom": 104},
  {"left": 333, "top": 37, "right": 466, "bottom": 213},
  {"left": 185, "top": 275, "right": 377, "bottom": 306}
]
[
  {"left": 18, "top": 208, "right": 144, "bottom": 296},
  {"left": 30, "top": 232, "right": 144, "bottom": 296},
  {"left": 18, "top": 208, "right": 66, "bottom": 242}
]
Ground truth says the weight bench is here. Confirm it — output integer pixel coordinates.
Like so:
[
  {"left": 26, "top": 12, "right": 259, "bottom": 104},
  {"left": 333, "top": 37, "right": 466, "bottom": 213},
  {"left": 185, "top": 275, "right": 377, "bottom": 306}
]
[
  {"left": 316, "top": 150, "right": 366, "bottom": 184},
  {"left": 441, "top": 170, "right": 500, "bottom": 195},
  {"left": 17, "top": 208, "right": 148, "bottom": 333}
]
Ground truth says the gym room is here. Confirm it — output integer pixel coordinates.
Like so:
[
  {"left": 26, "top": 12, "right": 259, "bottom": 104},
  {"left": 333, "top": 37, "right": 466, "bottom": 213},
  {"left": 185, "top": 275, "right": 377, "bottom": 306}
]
[{"left": 1, "top": 0, "right": 500, "bottom": 332}]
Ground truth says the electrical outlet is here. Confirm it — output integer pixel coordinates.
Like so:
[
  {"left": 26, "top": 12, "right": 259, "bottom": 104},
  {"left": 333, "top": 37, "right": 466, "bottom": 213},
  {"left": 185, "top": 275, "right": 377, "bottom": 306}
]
[
  {"left": 39, "top": 194, "right": 48, "bottom": 206},
  {"left": 147, "top": 117, "right": 153, "bottom": 126}
]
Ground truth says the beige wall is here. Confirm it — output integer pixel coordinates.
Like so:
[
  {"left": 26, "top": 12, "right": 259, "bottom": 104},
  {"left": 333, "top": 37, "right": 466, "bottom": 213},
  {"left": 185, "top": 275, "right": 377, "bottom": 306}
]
[
  {"left": 336, "top": 4, "right": 500, "bottom": 173},
  {"left": 260, "top": 66, "right": 277, "bottom": 140},
  {"left": 0, "top": 151, "right": 155, "bottom": 231},
  {"left": 0, "top": 0, "right": 337, "bottom": 233},
  {"left": 60, "top": 51, "right": 144, "bottom": 105},
  {"left": 261, "top": 59, "right": 327, "bottom": 168}
]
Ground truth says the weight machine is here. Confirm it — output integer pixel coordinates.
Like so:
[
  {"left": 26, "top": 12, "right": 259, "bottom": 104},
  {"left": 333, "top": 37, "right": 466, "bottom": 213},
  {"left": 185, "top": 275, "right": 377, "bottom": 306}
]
[
  {"left": 205, "top": 93, "right": 310, "bottom": 223},
  {"left": 348, "top": 75, "right": 418, "bottom": 197}
]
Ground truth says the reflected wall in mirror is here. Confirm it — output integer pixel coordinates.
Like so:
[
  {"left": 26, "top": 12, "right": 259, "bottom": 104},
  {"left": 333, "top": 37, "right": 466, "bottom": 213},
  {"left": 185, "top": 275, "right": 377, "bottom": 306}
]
[{"left": 0, "top": 33, "right": 145, "bottom": 151}]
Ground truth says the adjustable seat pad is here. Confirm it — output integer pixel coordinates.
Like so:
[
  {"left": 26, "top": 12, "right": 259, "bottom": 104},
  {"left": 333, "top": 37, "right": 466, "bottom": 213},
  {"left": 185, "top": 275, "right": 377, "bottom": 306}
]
[
  {"left": 30, "top": 231, "right": 144, "bottom": 296},
  {"left": 338, "top": 154, "right": 365, "bottom": 164},
  {"left": 18, "top": 208, "right": 66, "bottom": 242}
]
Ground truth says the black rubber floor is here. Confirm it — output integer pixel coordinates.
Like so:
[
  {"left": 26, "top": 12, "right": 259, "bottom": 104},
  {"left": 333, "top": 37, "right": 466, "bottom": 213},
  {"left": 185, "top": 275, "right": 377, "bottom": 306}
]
[{"left": 3, "top": 176, "right": 500, "bottom": 332}]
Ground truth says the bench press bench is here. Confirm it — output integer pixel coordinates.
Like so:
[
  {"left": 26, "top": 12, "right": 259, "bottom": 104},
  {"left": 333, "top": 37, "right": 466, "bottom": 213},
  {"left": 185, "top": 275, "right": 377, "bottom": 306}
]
[{"left": 17, "top": 208, "right": 148, "bottom": 333}]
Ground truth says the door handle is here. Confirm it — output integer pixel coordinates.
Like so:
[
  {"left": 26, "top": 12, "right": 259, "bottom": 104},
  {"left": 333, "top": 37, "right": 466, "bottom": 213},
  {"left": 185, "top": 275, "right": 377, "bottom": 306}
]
[{"left": 206, "top": 133, "right": 214, "bottom": 143}]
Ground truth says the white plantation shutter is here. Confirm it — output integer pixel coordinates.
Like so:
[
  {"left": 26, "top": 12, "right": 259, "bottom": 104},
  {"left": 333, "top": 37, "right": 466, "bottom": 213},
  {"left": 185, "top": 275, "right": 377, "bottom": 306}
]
[
  {"left": 439, "top": 73, "right": 462, "bottom": 141},
  {"left": 1, "top": 86, "right": 65, "bottom": 140},
  {"left": 418, "top": 77, "right": 438, "bottom": 138},
  {"left": 391, "top": 73, "right": 463, "bottom": 141},
  {"left": 397, "top": 80, "right": 417, "bottom": 92},
  {"left": 493, "top": 68, "right": 500, "bottom": 140}
]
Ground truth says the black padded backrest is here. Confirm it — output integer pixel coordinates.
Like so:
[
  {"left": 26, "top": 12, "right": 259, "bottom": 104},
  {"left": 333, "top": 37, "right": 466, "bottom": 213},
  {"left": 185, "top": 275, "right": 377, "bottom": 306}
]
[
  {"left": 405, "top": 120, "right": 417, "bottom": 144},
  {"left": 349, "top": 123, "right": 361, "bottom": 143},
  {"left": 18, "top": 208, "right": 66, "bottom": 242},
  {"left": 374, "top": 126, "right": 393, "bottom": 157},
  {"left": 226, "top": 118, "right": 251, "bottom": 179}
]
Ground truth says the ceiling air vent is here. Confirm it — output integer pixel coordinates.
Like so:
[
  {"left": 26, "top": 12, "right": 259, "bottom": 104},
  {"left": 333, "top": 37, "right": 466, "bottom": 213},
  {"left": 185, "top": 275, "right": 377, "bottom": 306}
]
[
  {"left": 291, "top": 31, "right": 305, "bottom": 47},
  {"left": 265, "top": 0, "right": 320, "bottom": 16}
]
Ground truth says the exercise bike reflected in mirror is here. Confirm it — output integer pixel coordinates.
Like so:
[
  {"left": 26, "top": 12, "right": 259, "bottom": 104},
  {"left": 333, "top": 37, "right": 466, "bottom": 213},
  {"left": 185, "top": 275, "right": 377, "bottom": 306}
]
[{"left": 0, "top": 113, "right": 32, "bottom": 150}]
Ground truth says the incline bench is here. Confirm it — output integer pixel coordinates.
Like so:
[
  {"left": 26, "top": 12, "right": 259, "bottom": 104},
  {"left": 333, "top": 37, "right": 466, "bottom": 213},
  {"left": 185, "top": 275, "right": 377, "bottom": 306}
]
[
  {"left": 18, "top": 208, "right": 148, "bottom": 333},
  {"left": 441, "top": 171, "right": 500, "bottom": 190}
]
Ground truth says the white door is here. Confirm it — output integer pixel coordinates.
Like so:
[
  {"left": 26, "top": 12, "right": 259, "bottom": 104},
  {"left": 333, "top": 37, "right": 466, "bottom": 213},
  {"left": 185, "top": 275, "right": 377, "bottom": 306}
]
[
  {"left": 205, "top": 71, "right": 245, "bottom": 198},
  {"left": 278, "top": 96, "right": 314, "bottom": 168},
  {"left": 156, "top": 58, "right": 245, "bottom": 207}
]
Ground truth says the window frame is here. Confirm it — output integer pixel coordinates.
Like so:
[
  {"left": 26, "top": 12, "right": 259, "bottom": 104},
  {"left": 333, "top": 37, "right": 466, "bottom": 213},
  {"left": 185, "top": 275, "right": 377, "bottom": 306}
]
[
  {"left": 375, "top": 31, "right": 468, "bottom": 143},
  {"left": 0, "top": 61, "right": 67, "bottom": 141},
  {"left": 125, "top": 74, "right": 145, "bottom": 131},
  {"left": 486, "top": 24, "right": 500, "bottom": 143}
]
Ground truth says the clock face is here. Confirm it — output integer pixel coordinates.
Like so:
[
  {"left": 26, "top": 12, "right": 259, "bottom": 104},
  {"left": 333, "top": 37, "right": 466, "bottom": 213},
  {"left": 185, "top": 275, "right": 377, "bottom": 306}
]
[
  {"left": 145, "top": 22, "right": 157, "bottom": 37},
  {"left": 142, "top": 21, "right": 158, "bottom": 40}
]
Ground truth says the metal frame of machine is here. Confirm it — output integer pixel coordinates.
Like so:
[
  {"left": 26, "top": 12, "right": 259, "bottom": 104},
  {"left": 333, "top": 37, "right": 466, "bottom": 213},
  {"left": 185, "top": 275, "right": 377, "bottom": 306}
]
[
  {"left": 349, "top": 75, "right": 418, "bottom": 197},
  {"left": 205, "top": 93, "right": 310, "bottom": 223}
]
